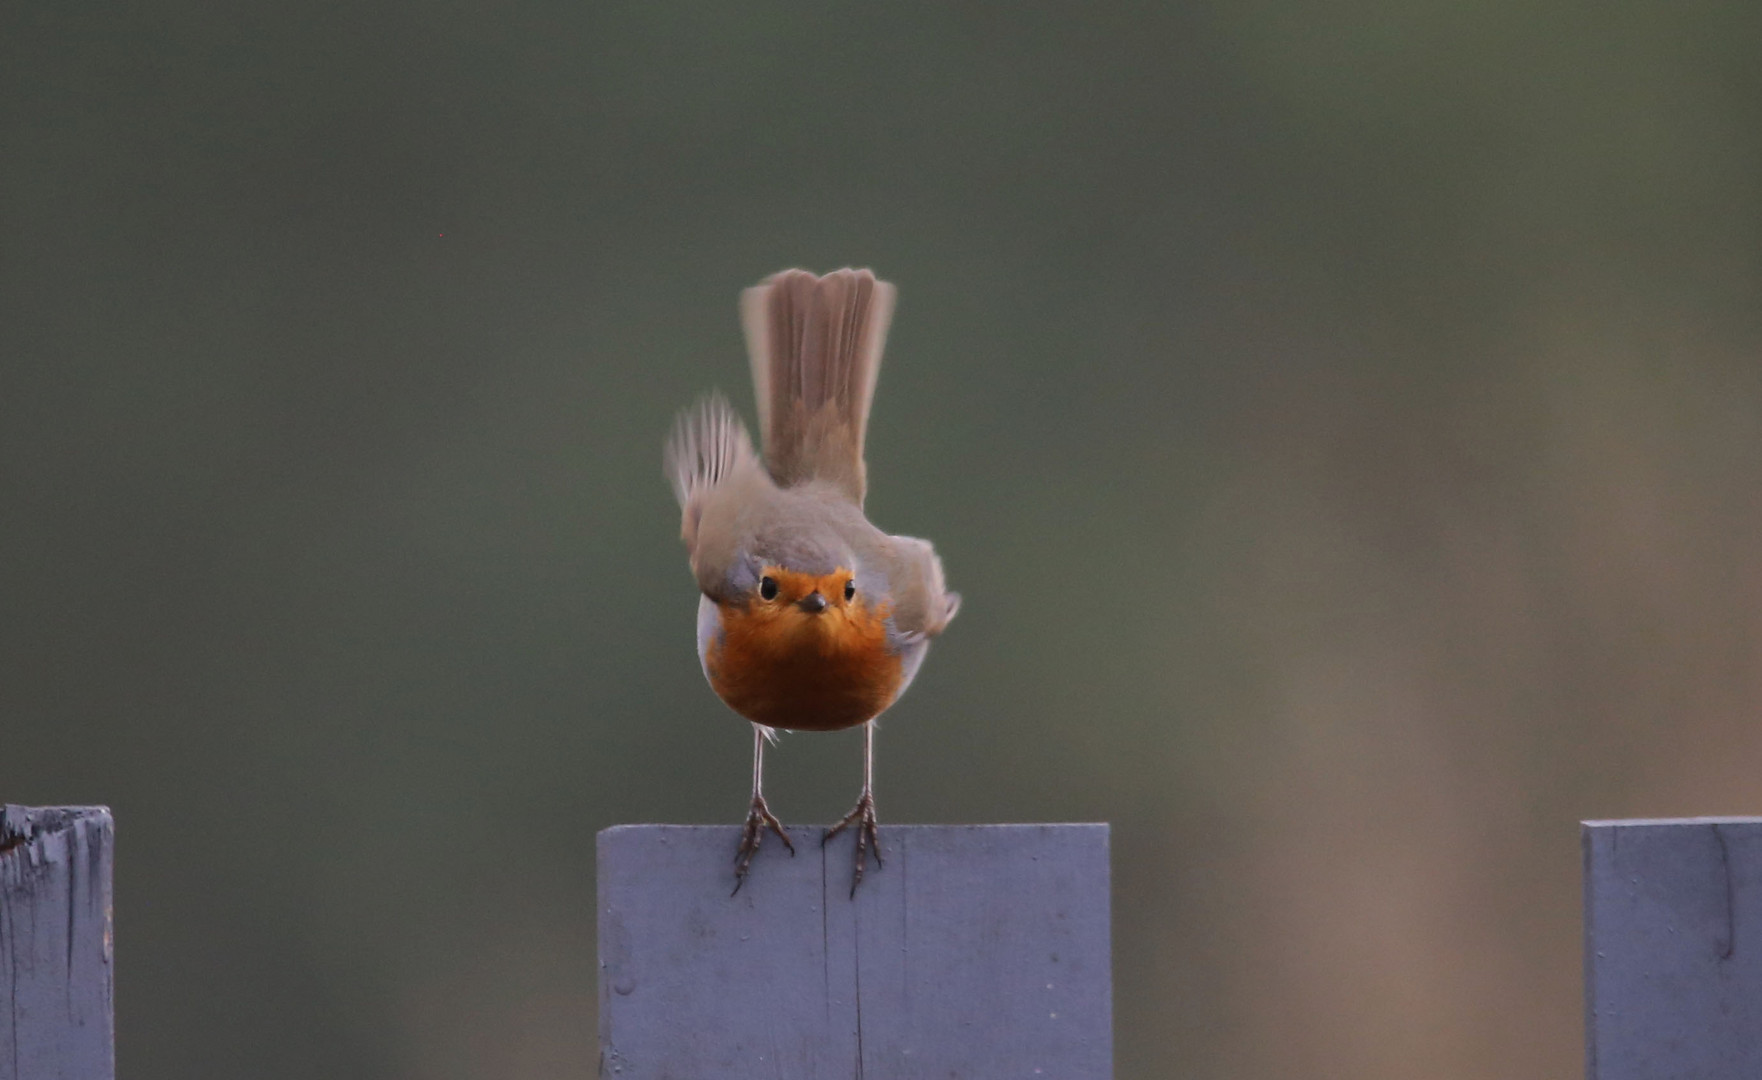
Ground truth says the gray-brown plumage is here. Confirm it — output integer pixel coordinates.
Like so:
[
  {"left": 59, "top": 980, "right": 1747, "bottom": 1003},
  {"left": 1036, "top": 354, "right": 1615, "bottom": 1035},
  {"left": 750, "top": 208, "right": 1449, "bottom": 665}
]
[{"left": 670, "top": 269, "right": 957, "bottom": 636}]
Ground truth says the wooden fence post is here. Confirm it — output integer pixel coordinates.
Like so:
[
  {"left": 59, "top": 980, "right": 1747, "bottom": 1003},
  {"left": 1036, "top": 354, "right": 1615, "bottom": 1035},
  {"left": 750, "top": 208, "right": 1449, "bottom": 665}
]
[
  {"left": 598, "top": 823, "right": 1111, "bottom": 1079},
  {"left": 0, "top": 805, "right": 115, "bottom": 1080},
  {"left": 1583, "top": 816, "right": 1762, "bottom": 1079}
]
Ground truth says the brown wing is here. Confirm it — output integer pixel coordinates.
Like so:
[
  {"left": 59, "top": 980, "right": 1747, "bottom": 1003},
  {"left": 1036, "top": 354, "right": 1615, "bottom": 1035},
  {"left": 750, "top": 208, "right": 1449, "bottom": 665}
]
[
  {"left": 869, "top": 532, "right": 960, "bottom": 639},
  {"left": 741, "top": 268, "right": 896, "bottom": 505},
  {"left": 664, "top": 394, "right": 763, "bottom": 579}
]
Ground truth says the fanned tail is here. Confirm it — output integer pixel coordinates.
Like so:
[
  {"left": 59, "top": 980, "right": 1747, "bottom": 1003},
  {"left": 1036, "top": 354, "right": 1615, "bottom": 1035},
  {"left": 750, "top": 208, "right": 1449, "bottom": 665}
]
[{"left": 741, "top": 268, "right": 896, "bottom": 504}]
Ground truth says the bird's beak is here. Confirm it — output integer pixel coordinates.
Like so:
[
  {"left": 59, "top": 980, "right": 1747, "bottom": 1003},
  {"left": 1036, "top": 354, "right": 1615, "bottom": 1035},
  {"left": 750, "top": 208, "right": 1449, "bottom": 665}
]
[{"left": 797, "top": 591, "right": 828, "bottom": 614}]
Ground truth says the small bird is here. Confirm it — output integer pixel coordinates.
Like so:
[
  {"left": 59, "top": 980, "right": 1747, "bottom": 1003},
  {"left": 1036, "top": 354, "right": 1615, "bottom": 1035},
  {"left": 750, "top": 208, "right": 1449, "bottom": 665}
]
[{"left": 665, "top": 268, "right": 959, "bottom": 896}]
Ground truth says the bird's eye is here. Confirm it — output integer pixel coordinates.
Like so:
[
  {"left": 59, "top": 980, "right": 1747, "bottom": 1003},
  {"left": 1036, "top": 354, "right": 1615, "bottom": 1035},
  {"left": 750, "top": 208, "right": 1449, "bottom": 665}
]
[
  {"left": 844, "top": 579, "right": 856, "bottom": 601},
  {"left": 759, "top": 576, "right": 778, "bottom": 601}
]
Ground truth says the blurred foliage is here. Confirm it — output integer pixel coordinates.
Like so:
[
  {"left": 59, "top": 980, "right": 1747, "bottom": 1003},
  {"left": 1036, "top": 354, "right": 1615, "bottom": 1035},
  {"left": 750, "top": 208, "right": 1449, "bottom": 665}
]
[{"left": 3, "top": 1, "right": 1760, "bottom": 1077}]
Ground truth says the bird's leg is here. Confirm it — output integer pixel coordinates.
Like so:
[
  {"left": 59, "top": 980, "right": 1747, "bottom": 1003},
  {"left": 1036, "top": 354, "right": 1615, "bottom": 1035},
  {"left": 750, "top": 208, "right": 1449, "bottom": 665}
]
[
  {"left": 825, "top": 720, "right": 881, "bottom": 897},
  {"left": 734, "top": 725, "right": 793, "bottom": 895}
]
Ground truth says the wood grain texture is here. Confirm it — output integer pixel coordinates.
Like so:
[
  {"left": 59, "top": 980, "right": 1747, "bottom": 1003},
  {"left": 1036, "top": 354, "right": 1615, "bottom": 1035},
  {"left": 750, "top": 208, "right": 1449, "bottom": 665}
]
[
  {"left": 0, "top": 806, "right": 115, "bottom": 1080},
  {"left": 598, "top": 823, "right": 1111, "bottom": 1079},
  {"left": 1583, "top": 817, "right": 1762, "bottom": 1080}
]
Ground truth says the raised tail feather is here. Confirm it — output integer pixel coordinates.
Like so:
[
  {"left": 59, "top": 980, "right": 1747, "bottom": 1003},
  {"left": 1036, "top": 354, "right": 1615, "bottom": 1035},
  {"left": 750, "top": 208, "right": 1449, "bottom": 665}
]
[
  {"left": 664, "top": 394, "right": 756, "bottom": 550},
  {"left": 741, "top": 268, "right": 896, "bottom": 505}
]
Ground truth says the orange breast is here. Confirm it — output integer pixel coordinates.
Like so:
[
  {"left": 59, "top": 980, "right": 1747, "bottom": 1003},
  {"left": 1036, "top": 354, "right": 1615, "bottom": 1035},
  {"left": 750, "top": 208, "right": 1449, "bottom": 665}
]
[{"left": 705, "top": 597, "right": 904, "bottom": 732}]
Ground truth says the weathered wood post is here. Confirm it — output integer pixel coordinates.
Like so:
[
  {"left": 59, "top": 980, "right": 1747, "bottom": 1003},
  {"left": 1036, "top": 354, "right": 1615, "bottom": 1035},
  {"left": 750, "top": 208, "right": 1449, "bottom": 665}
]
[
  {"left": 1583, "top": 816, "right": 1762, "bottom": 1079},
  {"left": 598, "top": 823, "right": 1111, "bottom": 1079},
  {"left": 0, "top": 805, "right": 115, "bottom": 1080}
]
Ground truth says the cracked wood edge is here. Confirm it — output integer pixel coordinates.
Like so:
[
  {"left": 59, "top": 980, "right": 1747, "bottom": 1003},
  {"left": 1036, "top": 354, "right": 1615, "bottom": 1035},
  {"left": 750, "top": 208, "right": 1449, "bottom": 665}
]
[{"left": 1, "top": 805, "right": 116, "bottom": 1080}]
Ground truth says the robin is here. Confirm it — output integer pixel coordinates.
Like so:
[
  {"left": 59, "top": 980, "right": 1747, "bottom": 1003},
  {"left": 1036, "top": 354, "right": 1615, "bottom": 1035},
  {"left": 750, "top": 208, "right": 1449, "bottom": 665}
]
[{"left": 665, "top": 268, "right": 960, "bottom": 896}]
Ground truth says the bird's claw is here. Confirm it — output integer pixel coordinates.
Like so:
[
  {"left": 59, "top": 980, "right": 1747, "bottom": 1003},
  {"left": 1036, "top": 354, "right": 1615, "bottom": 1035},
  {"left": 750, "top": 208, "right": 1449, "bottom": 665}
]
[
  {"left": 732, "top": 794, "right": 794, "bottom": 895},
  {"left": 824, "top": 790, "right": 881, "bottom": 897}
]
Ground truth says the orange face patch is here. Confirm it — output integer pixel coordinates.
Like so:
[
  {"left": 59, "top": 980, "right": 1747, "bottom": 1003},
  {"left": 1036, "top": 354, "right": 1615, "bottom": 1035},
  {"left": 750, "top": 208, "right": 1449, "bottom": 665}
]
[{"left": 705, "top": 566, "right": 903, "bottom": 731}]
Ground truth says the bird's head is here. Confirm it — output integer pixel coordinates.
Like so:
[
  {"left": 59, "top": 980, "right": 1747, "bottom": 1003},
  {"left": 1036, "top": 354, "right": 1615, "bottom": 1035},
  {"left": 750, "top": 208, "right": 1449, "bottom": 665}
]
[
  {"left": 716, "top": 545, "right": 891, "bottom": 652},
  {"left": 751, "top": 565, "right": 860, "bottom": 618}
]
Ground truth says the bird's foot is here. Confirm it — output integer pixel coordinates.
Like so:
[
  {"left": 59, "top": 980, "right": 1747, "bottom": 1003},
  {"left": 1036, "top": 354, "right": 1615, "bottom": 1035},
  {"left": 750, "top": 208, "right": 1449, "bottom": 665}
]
[
  {"left": 823, "top": 790, "right": 881, "bottom": 898},
  {"left": 732, "top": 794, "right": 794, "bottom": 895}
]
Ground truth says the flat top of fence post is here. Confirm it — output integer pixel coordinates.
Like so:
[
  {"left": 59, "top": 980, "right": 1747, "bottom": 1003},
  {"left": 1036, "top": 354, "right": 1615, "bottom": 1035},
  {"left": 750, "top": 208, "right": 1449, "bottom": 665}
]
[
  {"left": 1583, "top": 816, "right": 1762, "bottom": 828},
  {"left": 598, "top": 822, "right": 1112, "bottom": 1080}
]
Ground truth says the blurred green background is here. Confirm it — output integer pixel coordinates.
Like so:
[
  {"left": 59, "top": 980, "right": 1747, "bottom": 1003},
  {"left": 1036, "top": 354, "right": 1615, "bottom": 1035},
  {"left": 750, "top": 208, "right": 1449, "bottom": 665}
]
[{"left": 4, "top": 1, "right": 1760, "bottom": 1076}]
